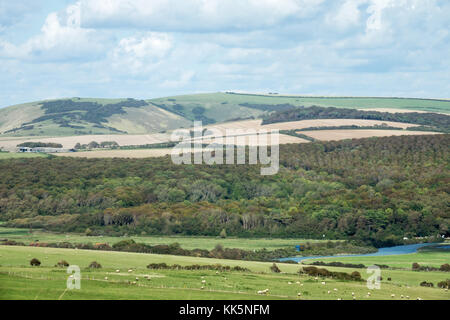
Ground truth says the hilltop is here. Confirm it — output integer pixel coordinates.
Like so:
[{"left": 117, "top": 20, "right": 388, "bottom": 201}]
[{"left": 1, "top": 93, "right": 449, "bottom": 137}]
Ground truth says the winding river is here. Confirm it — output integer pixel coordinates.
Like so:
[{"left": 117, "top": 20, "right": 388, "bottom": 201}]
[{"left": 279, "top": 243, "right": 449, "bottom": 263}]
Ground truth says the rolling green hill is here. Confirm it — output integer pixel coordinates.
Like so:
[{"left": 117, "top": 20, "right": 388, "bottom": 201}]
[{"left": 1, "top": 93, "right": 449, "bottom": 137}]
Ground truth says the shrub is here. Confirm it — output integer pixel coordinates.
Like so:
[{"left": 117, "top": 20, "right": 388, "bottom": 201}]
[
  {"left": 420, "top": 281, "right": 434, "bottom": 287},
  {"left": 351, "top": 271, "right": 362, "bottom": 281},
  {"left": 219, "top": 228, "right": 227, "bottom": 239},
  {"left": 270, "top": 263, "right": 281, "bottom": 273},
  {"left": 30, "top": 258, "right": 41, "bottom": 266},
  {"left": 440, "top": 264, "right": 450, "bottom": 272},
  {"left": 88, "top": 261, "right": 102, "bottom": 269},
  {"left": 55, "top": 260, "right": 69, "bottom": 267},
  {"left": 412, "top": 262, "right": 420, "bottom": 270},
  {"left": 437, "top": 280, "right": 450, "bottom": 289}
]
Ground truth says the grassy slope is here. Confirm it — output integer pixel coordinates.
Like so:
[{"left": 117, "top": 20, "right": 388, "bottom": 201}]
[
  {"left": 1, "top": 93, "right": 449, "bottom": 138},
  {"left": 0, "top": 245, "right": 448, "bottom": 300}
]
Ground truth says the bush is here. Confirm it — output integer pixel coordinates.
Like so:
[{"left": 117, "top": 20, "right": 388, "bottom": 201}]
[
  {"left": 351, "top": 271, "right": 362, "bottom": 281},
  {"left": 55, "top": 260, "right": 69, "bottom": 267},
  {"left": 412, "top": 262, "right": 420, "bottom": 270},
  {"left": 30, "top": 258, "right": 41, "bottom": 266},
  {"left": 420, "top": 281, "right": 434, "bottom": 287},
  {"left": 88, "top": 261, "right": 102, "bottom": 269},
  {"left": 437, "top": 280, "right": 450, "bottom": 289},
  {"left": 219, "top": 228, "right": 227, "bottom": 239},
  {"left": 440, "top": 264, "right": 450, "bottom": 272},
  {"left": 270, "top": 263, "right": 281, "bottom": 273}
]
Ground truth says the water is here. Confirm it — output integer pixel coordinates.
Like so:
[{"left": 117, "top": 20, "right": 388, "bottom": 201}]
[{"left": 279, "top": 243, "right": 444, "bottom": 263}]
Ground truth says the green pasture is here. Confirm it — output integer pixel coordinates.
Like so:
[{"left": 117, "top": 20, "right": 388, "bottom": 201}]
[{"left": 0, "top": 245, "right": 448, "bottom": 300}]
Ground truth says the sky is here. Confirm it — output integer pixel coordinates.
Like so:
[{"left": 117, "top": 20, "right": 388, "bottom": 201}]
[{"left": 0, "top": 0, "right": 449, "bottom": 107}]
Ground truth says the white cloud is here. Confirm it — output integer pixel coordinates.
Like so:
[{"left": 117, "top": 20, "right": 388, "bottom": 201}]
[
  {"left": 0, "top": 4, "right": 106, "bottom": 61},
  {"left": 0, "top": 0, "right": 449, "bottom": 107},
  {"left": 78, "top": 0, "right": 325, "bottom": 31},
  {"left": 111, "top": 33, "right": 173, "bottom": 73}
]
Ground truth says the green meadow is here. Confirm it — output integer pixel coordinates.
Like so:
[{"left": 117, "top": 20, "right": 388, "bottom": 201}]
[
  {"left": 0, "top": 227, "right": 327, "bottom": 251},
  {"left": 0, "top": 245, "right": 448, "bottom": 300}
]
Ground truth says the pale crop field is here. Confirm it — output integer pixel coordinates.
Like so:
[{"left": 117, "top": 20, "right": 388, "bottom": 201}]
[{"left": 301, "top": 130, "right": 441, "bottom": 141}]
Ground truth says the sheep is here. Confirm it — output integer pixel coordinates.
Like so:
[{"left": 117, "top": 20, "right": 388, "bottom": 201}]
[
  {"left": 297, "top": 292, "right": 302, "bottom": 297},
  {"left": 135, "top": 277, "right": 139, "bottom": 281},
  {"left": 333, "top": 288, "right": 338, "bottom": 291},
  {"left": 406, "top": 296, "right": 410, "bottom": 299},
  {"left": 257, "top": 290, "right": 269, "bottom": 295},
  {"left": 288, "top": 281, "right": 292, "bottom": 285},
  {"left": 104, "top": 277, "right": 108, "bottom": 280},
  {"left": 115, "top": 269, "right": 120, "bottom": 273},
  {"left": 201, "top": 280, "right": 206, "bottom": 284},
  {"left": 296, "top": 281, "right": 300, "bottom": 284},
  {"left": 367, "top": 292, "right": 371, "bottom": 296},
  {"left": 351, "top": 292, "right": 355, "bottom": 296},
  {"left": 128, "top": 269, "right": 133, "bottom": 273},
  {"left": 416, "top": 297, "right": 422, "bottom": 300},
  {"left": 321, "top": 281, "right": 326, "bottom": 285},
  {"left": 327, "top": 290, "right": 331, "bottom": 294},
  {"left": 391, "top": 294, "right": 395, "bottom": 298}
]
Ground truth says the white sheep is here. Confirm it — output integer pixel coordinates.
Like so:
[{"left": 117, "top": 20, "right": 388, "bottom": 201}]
[
  {"left": 297, "top": 292, "right": 302, "bottom": 296},
  {"left": 116, "top": 269, "right": 120, "bottom": 273},
  {"left": 327, "top": 290, "right": 331, "bottom": 294},
  {"left": 333, "top": 288, "right": 338, "bottom": 291},
  {"left": 351, "top": 292, "right": 355, "bottom": 296},
  {"left": 104, "top": 277, "right": 108, "bottom": 280},
  {"left": 135, "top": 277, "right": 139, "bottom": 281},
  {"left": 128, "top": 269, "right": 133, "bottom": 273},
  {"left": 288, "top": 281, "right": 292, "bottom": 285},
  {"left": 391, "top": 294, "right": 395, "bottom": 298},
  {"left": 321, "top": 281, "right": 326, "bottom": 285}
]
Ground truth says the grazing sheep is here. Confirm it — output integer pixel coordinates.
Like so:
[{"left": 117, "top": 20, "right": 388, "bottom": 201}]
[
  {"left": 300, "top": 284, "right": 304, "bottom": 287},
  {"left": 128, "top": 269, "right": 133, "bottom": 273},
  {"left": 297, "top": 292, "right": 302, "bottom": 296},
  {"left": 416, "top": 297, "right": 422, "bottom": 300},
  {"left": 367, "top": 292, "right": 371, "bottom": 296},
  {"left": 104, "top": 277, "right": 108, "bottom": 280},
  {"left": 201, "top": 286, "right": 205, "bottom": 290},
  {"left": 257, "top": 290, "right": 269, "bottom": 295},
  {"left": 391, "top": 294, "right": 395, "bottom": 298},
  {"left": 314, "top": 277, "right": 318, "bottom": 280},
  {"left": 406, "top": 296, "right": 410, "bottom": 299},
  {"left": 201, "top": 280, "right": 206, "bottom": 284},
  {"left": 116, "top": 269, "right": 120, "bottom": 273},
  {"left": 351, "top": 292, "right": 355, "bottom": 296},
  {"left": 353, "top": 296, "right": 356, "bottom": 300},
  {"left": 327, "top": 290, "right": 331, "bottom": 294},
  {"left": 288, "top": 282, "right": 292, "bottom": 285},
  {"left": 296, "top": 281, "right": 300, "bottom": 284},
  {"left": 333, "top": 288, "right": 338, "bottom": 291},
  {"left": 321, "top": 281, "right": 326, "bottom": 285},
  {"left": 132, "top": 281, "right": 136, "bottom": 285},
  {"left": 135, "top": 277, "right": 139, "bottom": 281}
]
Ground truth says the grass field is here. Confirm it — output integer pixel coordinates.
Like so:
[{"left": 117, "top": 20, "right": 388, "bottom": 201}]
[
  {"left": 0, "top": 227, "right": 326, "bottom": 251},
  {"left": 0, "top": 152, "right": 49, "bottom": 159},
  {"left": 0, "top": 245, "right": 448, "bottom": 300},
  {"left": 304, "top": 252, "right": 450, "bottom": 269},
  {"left": 151, "top": 93, "right": 450, "bottom": 114}
]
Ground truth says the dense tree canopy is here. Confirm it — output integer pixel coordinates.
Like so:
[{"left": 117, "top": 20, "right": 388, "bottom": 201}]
[{"left": 0, "top": 134, "right": 448, "bottom": 247}]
